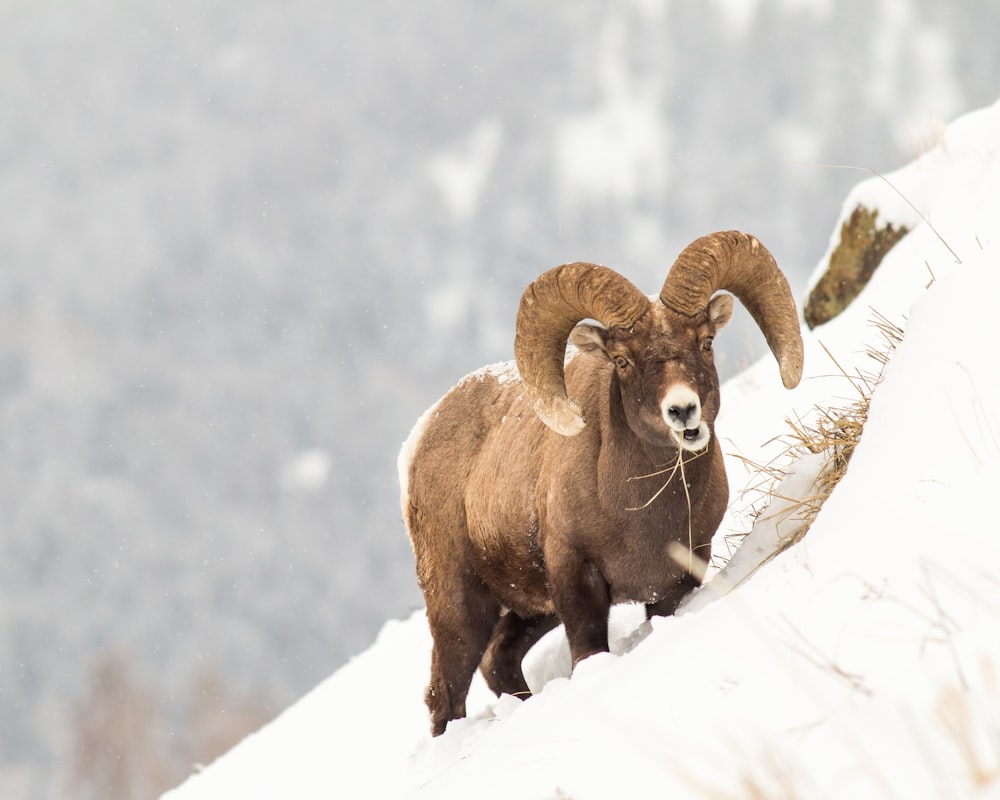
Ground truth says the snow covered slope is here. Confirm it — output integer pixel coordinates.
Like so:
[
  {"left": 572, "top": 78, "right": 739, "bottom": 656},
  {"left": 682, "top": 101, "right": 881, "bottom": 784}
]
[{"left": 163, "top": 97, "right": 1000, "bottom": 800}]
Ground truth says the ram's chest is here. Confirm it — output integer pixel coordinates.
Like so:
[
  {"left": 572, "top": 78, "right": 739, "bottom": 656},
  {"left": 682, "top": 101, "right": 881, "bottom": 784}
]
[{"left": 586, "top": 508, "right": 692, "bottom": 602}]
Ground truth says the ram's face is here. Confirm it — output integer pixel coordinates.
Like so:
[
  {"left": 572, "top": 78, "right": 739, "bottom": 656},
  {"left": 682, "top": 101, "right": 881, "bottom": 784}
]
[{"left": 571, "top": 294, "right": 734, "bottom": 452}]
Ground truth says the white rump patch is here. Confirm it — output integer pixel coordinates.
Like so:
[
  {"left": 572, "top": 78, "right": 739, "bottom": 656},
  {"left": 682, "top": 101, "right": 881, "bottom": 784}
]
[{"left": 397, "top": 396, "right": 443, "bottom": 516}]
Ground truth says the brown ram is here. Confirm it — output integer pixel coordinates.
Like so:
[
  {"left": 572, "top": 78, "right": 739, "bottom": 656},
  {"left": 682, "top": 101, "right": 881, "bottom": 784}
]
[{"left": 399, "top": 231, "right": 803, "bottom": 735}]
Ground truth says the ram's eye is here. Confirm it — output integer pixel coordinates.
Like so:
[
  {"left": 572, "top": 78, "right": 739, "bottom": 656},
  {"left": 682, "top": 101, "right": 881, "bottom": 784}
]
[
  {"left": 701, "top": 337, "right": 714, "bottom": 352},
  {"left": 613, "top": 355, "right": 629, "bottom": 369}
]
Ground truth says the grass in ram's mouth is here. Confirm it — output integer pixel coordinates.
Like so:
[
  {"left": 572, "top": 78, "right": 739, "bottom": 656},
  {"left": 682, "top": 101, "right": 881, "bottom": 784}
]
[{"left": 628, "top": 444, "right": 710, "bottom": 578}]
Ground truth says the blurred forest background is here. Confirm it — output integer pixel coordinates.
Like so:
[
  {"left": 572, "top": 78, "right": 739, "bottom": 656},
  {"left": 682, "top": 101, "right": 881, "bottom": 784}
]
[{"left": 2, "top": 1, "right": 998, "bottom": 797}]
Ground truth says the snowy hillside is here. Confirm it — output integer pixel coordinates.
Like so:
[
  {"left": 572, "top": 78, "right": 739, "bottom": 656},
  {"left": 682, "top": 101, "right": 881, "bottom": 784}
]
[{"left": 163, "top": 98, "right": 1000, "bottom": 799}]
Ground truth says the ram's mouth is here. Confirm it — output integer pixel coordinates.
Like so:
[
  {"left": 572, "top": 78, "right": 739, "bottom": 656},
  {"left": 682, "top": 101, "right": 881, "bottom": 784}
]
[{"left": 671, "top": 423, "right": 710, "bottom": 452}]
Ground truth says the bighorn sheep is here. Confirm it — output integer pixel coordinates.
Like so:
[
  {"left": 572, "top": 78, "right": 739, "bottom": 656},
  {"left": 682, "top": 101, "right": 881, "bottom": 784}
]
[{"left": 399, "top": 231, "right": 803, "bottom": 735}]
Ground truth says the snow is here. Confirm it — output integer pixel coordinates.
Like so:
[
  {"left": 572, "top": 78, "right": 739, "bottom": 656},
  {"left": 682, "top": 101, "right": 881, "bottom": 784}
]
[
  {"left": 807, "top": 97, "right": 1000, "bottom": 297},
  {"left": 163, "top": 97, "right": 1000, "bottom": 799},
  {"left": 460, "top": 360, "right": 521, "bottom": 387}
]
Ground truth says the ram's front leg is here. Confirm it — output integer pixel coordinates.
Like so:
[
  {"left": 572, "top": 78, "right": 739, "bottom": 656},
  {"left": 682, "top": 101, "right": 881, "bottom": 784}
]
[{"left": 546, "top": 543, "right": 611, "bottom": 666}]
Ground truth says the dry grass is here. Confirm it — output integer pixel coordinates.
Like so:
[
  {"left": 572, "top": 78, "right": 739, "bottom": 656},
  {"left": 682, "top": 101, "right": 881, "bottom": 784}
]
[
  {"left": 937, "top": 677, "right": 1000, "bottom": 789},
  {"left": 729, "top": 311, "right": 904, "bottom": 562}
]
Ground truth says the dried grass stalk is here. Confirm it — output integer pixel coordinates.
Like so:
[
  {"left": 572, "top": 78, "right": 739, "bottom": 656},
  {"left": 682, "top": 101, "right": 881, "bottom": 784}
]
[{"left": 734, "top": 312, "right": 904, "bottom": 559}]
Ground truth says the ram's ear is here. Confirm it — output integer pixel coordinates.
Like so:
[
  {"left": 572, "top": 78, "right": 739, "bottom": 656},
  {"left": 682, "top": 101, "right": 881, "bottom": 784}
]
[
  {"left": 707, "top": 293, "right": 734, "bottom": 332},
  {"left": 569, "top": 323, "right": 611, "bottom": 361}
]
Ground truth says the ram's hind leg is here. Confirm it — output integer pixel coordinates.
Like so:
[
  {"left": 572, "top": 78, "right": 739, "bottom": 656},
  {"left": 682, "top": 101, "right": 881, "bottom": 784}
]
[
  {"left": 424, "top": 573, "right": 500, "bottom": 736},
  {"left": 479, "top": 612, "right": 558, "bottom": 698}
]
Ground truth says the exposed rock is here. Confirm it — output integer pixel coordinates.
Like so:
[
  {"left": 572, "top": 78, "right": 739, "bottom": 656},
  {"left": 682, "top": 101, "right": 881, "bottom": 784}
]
[{"left": 804, "top": 206, "right": 908, "bottom": 328}]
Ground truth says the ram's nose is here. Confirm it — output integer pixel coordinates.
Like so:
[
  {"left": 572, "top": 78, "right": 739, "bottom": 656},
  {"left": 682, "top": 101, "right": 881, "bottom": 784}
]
[
  {"left": 662, "top": 387, "right": 701, "bottom": 431},
  {"left": 666, "top": 401, "right": 698, "bottom": 428}
]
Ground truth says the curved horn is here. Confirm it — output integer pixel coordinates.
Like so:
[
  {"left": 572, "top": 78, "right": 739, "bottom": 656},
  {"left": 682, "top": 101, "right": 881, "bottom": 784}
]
[
  {"left": 660, "top": 231, "right": 804, "bottom": 389},
  {"left": 515, "top": 262, "right": 650, "bottom": 435}
]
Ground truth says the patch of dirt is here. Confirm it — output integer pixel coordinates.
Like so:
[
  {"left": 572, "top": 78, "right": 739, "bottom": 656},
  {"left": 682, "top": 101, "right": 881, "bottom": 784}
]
[{"left": 804, "top": 206, "right": 908, "bottom": 329}]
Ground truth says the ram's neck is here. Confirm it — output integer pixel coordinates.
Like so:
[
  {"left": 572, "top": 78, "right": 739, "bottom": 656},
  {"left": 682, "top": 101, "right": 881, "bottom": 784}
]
[{"left": 595, "top": 372, "right": 685, "bottom": 511}]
